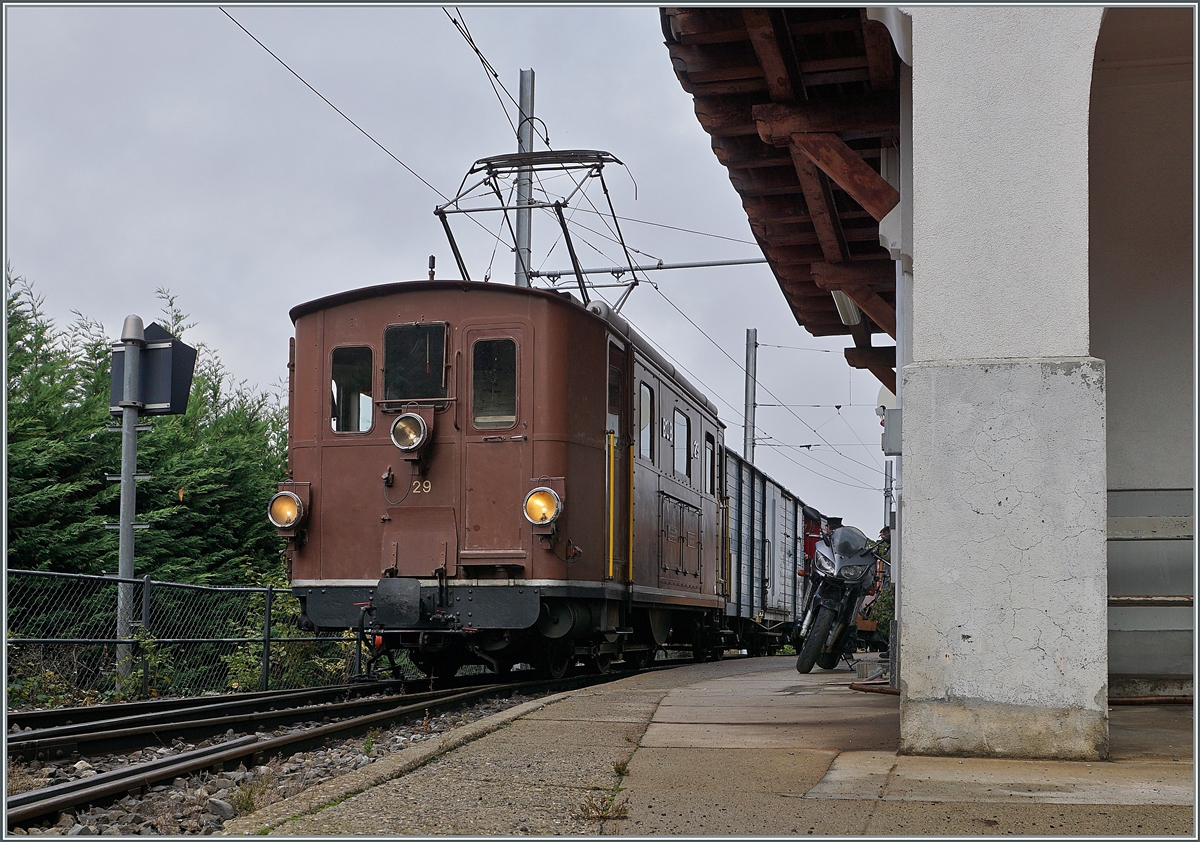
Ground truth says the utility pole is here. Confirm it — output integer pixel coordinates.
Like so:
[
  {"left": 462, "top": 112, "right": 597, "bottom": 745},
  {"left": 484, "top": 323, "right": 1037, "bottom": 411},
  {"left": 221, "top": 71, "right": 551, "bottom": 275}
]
[
  {"left": 743, "top": 328, "right": 757, "bottom": 463},
  {"left": 514, "top": 69, "right": 535, "bottom": 287},
  {"left": 883, "top": 460, "right": 894, "bottom": 529},
  {"left": 116, "top": 315, "right": 145, "bottom": 679}
]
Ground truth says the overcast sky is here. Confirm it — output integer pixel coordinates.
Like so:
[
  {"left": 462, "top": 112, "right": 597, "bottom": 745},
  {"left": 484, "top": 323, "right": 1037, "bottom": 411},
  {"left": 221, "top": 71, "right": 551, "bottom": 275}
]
[{"left": 6, "top": 4, "right": 895, "bottom": 532}]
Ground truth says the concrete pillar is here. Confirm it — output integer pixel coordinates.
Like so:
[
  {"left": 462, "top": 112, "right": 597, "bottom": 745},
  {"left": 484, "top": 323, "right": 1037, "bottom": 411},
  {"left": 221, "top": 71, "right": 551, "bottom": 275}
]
[{"left": 900, "top": 6, "right": 1108, "bottom": 760}]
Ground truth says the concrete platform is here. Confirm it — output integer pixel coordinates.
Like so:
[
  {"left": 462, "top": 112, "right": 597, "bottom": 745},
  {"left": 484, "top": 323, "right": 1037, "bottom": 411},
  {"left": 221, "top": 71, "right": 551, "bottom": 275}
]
[{"left": 223, "top": 656, "right": 1194, "bottom": 837}]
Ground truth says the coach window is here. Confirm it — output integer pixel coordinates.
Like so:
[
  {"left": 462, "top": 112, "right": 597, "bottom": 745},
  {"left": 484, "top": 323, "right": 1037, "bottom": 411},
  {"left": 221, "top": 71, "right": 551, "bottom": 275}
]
[
  {"left": 472, "top": 338, "right": 517, "bottom": 428},
  {"left": 673, "top": 409, "right": 690, "bottom": 480},
  {"left": 384, "top": 323, "right": 448, "bottom": 401},
  {"left": 638, "top": 383, "right": 654, "bottom": 460},
  {"left": 331, "top": 346, "right": 373, "bottom": 433},
  {"left": 704, "top": 433, "right": 716, "bottom": 495}
]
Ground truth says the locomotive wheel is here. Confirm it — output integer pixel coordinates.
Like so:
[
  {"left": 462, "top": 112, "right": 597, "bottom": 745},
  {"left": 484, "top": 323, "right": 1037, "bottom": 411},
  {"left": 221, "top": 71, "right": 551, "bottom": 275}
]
[
  {"left": 795, "top": 606, "right": 835, "bottom": 674},
  {"left": 545, "top": 640, "right": 575, "bottom": 679},
  {"left": 592, "top": 653, "right": 614, "bottom": 674}
]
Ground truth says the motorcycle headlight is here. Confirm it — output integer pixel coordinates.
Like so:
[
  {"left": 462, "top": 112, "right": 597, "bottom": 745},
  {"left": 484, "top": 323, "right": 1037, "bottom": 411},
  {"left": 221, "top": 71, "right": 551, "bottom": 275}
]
[
  {"left": 390, "top": 413, "right": 428, "bottom": 451},
  {"left": 839, "top": 564, "right": 868, "bottom": 580},
  {"left": 523, "top": 487, "right": 563, "bottom": 525},
  {"left": 268, "top": 491, "right": 304, "bottom": 529},
  {"left": 816, "top": 554, "right": 836, "bottom": 574}
]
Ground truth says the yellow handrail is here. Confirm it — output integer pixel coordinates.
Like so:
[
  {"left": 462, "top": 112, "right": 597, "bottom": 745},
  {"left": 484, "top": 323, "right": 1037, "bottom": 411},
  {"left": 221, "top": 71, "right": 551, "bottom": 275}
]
[
  {"left": 607, "top": 432, "right": 615, "bottom": 580},
  {"left": 628, "top": 443, "right": 635, "bottom": 584}
]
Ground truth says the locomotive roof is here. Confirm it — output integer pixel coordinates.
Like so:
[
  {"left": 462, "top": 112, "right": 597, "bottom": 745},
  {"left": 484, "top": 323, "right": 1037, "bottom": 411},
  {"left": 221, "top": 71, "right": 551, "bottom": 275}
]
[
  {"left": 288, "top": 279, "right": 571, "bottom": 323},
  {"left": 289, "top": 280, "right": 721, "bottom": 420}
]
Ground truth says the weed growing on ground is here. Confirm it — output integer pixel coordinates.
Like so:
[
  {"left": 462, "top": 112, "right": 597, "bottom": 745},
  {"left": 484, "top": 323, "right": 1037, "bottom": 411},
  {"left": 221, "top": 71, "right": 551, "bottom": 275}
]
[
  {"left": 576, "top": 791, "right": 629, "bottom": 821},
  {"left": 612, "top": 759, "right": 629, "bottom": 776},
  {"left": 6, "top": 759, "right": 41, "bottom": 797},
  {"left": 230, "top": 773, "right": 278, "bottom": 815}
]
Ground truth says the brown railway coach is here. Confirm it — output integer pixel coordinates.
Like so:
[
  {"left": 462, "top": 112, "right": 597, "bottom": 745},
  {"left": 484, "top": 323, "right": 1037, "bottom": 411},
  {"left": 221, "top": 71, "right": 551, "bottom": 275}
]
[{"left": 268, "top": 280, "right": 823, "bottom": 678}]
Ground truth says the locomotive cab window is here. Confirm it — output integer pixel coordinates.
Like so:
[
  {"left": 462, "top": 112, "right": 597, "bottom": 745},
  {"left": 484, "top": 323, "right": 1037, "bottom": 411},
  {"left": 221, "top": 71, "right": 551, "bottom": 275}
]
[
  {"left": 472, "top": 338, "right": 517, "bottom": 428},
  {"left": 638, "top": 383, "right": 654, "bottom": 460},
  {"left": 673, "top": 408, "right": 691, "bottom": 480},
  {"left": 330, "top": 346, "right": 373, "bottom": 433},
  {"left": 384, "top": 323, "right": 448, "bottom": 401}
]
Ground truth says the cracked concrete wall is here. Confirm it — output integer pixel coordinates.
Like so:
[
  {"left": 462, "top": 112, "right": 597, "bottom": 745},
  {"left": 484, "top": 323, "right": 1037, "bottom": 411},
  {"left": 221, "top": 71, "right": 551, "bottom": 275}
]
[
  {"left": 900, "top": 359, "right": 1108, "bottom": 758},
  {"left": 900, "top": 6, "right": 1109, "bottom": 760}
]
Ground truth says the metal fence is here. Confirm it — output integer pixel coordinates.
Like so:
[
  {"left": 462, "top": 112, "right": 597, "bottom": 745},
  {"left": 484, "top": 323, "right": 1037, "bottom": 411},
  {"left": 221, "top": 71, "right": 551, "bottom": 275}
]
[{"left": 6, "top": 570, "right": 357, "bottom": 708}]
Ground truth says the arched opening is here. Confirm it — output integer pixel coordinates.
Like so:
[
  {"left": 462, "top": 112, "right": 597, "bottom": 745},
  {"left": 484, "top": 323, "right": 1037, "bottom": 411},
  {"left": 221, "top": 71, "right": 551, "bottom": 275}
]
[{"left": 1089, "top": 7, "right": 1194, "bottom": 688}]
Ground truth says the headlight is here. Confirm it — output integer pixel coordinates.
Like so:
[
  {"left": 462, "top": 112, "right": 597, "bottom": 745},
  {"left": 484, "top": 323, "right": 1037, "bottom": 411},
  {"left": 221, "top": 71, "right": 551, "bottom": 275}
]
[
  {"left": 839, "top": 564, "right": 868, "bottom": 580},
  {"left": 523, "top": 487, "right": 563, "bottom": 525},
  {"left": 268, "top": 491, "right": 304, "bottom": 529},
  {"left": 390, "top": 413, "right": 428, "bottom": 451},
  {"left": 816, "top": 554, "right": 836, "bottom": 574}
]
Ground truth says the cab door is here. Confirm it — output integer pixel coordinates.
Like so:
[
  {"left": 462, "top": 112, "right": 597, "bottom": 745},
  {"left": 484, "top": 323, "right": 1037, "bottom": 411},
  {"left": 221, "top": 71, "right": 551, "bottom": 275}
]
[
  {"left": 607, "top": 342, "right": 631, "bottom": 581},
  {"left": 461, "top": 326, "right": 530, "bottom": 560}
]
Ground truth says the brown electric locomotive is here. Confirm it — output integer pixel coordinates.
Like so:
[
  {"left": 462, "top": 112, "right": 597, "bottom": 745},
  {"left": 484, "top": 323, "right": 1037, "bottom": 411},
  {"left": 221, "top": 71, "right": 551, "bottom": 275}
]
[{"left": 268, "top": 279, "right": 827, "bottom": 678}]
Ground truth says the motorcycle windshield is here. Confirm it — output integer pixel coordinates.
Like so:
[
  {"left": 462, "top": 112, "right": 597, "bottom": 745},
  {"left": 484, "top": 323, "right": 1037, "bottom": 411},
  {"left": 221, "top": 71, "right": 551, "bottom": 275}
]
[{"left": 831, "top": 526, "right": 869, "bottom": 557}]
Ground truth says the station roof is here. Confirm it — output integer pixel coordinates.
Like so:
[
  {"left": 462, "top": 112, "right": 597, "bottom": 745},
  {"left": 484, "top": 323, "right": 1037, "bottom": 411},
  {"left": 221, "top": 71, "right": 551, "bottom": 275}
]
[{"left": 661, "top": 7, "right": 901, "bottom": 393}]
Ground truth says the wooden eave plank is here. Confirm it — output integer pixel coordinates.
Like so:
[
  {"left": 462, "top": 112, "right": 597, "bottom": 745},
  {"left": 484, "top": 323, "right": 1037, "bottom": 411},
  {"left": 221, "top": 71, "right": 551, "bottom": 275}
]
[
  {"left": 764, "top": 244, "right": 826, "bottom": 265},
  {"left": 694, "top": 96, "right": 763, "bottom": 136},
  {"left": 860, "top": 10, "right": 897, "bottom": 91},
  {"left": 801, "top": 69, "right": 873, "bottom": 87},
  {"left": 753, "top": 94, "right": 900, "bottom": 140},
  {"left": 809, "top": 261, "right": 895, "bottom": 287},
  {"left": 688, "top": 79, "right": 770, "bottom": 97},
  {"left": 800, "top": 56, "right": 870, "bottom": 73},
  {"left": 667, "top": 41, "right": 761, "bottom": 75},
  {"left": 687, "top": 65, "right": 766, "bottom": 84},
  {"left": 667, "top": 9, "right": 749, "bottom": 45}
]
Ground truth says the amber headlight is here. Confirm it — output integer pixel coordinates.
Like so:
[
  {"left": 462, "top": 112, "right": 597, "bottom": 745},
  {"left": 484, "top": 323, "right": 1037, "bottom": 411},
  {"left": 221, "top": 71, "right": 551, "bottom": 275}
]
[
  {"left": 268, "top": 491, "right": 304, "bottom": 529},
  {"left": 390, "top": 413, "right": 428, "bottom": 451},
  {"left": 523, "top": 487, "right": 563, "bottom": 525}
]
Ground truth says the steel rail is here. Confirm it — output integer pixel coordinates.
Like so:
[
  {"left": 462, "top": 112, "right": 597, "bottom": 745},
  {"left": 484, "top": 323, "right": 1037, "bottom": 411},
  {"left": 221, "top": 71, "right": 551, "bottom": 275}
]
[
  {"left": 7, "top": 682, "right": 404, "bottom": 735},
  {"left": 6, "top": 669, "right": 652, "bottom": 827},
  {"left": 6, "top": 685, "right": 498, "bottom": 827},
  {"left": 7, "top": 683, "right": 470, "bottom": 762}
]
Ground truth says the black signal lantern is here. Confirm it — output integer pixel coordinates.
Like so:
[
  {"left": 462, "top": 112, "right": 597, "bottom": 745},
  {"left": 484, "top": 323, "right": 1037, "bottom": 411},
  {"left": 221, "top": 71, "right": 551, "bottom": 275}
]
[{"left": 389, "top": 406, "right": 435, "bottom": 462}]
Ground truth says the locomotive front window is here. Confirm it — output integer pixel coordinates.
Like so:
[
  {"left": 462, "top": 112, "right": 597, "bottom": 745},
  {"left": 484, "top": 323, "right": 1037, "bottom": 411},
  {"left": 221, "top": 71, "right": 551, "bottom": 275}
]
[
  {"left": 331, "top": 346, "right": 373, "bottom": 433},
  {"left": 472, "top": 338, "right": 517, "bottom": 428},
  {"left": 638, "top": 383, "right": 654, "bottom": 460},
  {"left": 384, "top": 323, "right": 448, "bottom": 401},
  {"left": 674, "top": 409, "right": 691, "bottom": 479}
]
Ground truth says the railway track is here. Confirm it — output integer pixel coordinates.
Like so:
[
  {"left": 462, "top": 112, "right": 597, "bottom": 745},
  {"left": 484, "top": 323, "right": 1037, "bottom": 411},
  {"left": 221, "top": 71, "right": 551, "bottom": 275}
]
[{"left": 5, "top": 668, "right": 640, "bottom": 828}]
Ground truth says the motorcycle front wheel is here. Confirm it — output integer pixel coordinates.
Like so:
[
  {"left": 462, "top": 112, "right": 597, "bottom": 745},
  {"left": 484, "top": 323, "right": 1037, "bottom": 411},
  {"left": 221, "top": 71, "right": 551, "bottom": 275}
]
[{"left": 795, "top": 606, "right": 835, "bottom": 674}]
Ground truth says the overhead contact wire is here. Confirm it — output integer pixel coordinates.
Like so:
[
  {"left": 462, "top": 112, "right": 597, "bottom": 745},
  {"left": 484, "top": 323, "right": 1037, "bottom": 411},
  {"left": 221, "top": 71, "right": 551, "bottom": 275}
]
[{"left": 220, "top": 7, "right": 448, "bottom": 202}]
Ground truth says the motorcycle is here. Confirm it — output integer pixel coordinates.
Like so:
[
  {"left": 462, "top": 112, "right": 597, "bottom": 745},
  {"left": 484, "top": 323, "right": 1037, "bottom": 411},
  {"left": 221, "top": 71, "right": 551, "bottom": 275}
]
[{"left": 794, "top": 525, "right": 879, "bottom": 674}]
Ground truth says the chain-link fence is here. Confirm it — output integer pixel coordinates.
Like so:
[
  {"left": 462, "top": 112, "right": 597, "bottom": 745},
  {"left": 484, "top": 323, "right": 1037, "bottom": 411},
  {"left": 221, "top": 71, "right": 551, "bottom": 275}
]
[{"left": 6, "top": 570, "right": 357, "bottom": 709}]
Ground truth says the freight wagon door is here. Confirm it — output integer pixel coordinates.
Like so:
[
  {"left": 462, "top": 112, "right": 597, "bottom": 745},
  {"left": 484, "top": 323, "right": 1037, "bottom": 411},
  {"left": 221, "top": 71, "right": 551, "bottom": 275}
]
[{"left": 462, "top": 327, "right": 530, "bottom": 561}]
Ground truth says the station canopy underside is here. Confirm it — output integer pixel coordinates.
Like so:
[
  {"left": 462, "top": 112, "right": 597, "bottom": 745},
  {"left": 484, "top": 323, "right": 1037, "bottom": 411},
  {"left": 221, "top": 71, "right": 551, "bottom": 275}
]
[{"left": 661, "top": 7, "right": 900, "bottom": 393}]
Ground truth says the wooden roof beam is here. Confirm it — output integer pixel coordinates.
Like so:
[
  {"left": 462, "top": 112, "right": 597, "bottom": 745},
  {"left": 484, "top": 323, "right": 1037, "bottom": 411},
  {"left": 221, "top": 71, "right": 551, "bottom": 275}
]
[
  {"left": 741, "top": 9, "right": 797, "bottom": 101},
  {"left": 789, "top": 133, "right": 900, "bottom": 222},
  {"left": 811, "top": 263, "right": 897, "bottom": 339},
  {"left": 845, "top": 345, "right": 896, "bottom": 368},
  {"left": 790, "top": 149, "right": 848, "bottom": 263}
]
